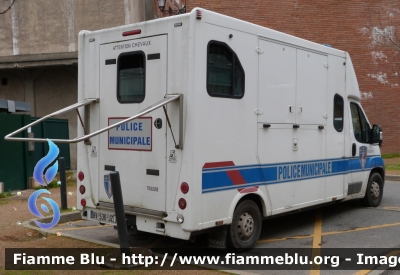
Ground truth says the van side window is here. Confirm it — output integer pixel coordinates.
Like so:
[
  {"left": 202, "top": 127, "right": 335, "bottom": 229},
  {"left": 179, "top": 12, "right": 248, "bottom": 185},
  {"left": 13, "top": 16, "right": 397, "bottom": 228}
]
[
  {"left": 207, "top": 41, "right": 244, "bottom": 98},
  {"left": 117, "top": 51, "right": 145, "bottom": 103},
  {"left": 350, "top": 102, "right": 371, "bottom": 143},
  {"left": 333, "top": 94, "right": 344, "bottom": 132}
]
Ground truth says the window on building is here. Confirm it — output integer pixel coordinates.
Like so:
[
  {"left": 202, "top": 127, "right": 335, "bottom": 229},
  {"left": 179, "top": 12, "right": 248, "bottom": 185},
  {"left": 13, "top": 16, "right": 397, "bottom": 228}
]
[
  {"left": 117, "top": 52, "right": 145, "bottom": 103},
  {"left": 350, "top": 102, "right": 371, "bottom": 143},
  {"left": 333, "top": 94, "right": 344, "bottom": 132},
  {"left": 207, "top": 41, "right": 244, "bottom": 98}
]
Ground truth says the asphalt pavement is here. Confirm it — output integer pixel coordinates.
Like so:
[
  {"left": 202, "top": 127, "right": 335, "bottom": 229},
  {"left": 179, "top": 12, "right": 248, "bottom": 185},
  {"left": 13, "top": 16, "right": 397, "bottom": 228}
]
[{"left": 23, "top": 180, "right": 400, "bottom": 275}]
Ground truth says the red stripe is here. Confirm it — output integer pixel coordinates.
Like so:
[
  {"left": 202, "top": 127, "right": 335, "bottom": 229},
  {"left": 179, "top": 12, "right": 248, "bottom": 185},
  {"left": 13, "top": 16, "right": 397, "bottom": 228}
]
[
  {"left": 226, "top": 170, "right": 246, "bottom": 185},
  {"left": 203, "top": 161, "right": 235, "bottom": 169},
  {"left": 203, "top": 160, "right": 251, "bottom": 191},
  {"left": 238, "top": 187, "right": 259, "bottom": 193}
]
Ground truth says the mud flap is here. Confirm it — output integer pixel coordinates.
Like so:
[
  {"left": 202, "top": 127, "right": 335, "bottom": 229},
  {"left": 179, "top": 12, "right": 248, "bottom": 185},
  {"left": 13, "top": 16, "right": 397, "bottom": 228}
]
[{"left": 208, "top": 225, "right": 227, "bottom": 250}]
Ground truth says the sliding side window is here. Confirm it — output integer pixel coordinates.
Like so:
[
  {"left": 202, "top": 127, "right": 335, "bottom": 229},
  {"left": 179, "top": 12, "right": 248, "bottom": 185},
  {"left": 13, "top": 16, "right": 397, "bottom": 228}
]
[
  {"left": 333, "top": 94, "right": 344, "bottom": 132},
  {"left": 207, "top": 41, "right": 244, "bottom": 98},
  {"left": 117, "top": 51, "right": 145, "bottom": 103}
]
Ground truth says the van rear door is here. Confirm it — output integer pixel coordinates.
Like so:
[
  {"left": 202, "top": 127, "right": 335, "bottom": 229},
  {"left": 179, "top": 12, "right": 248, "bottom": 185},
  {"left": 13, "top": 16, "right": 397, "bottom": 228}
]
[{"left": 98, "top": 35, "right": 167, "bottom": 212}]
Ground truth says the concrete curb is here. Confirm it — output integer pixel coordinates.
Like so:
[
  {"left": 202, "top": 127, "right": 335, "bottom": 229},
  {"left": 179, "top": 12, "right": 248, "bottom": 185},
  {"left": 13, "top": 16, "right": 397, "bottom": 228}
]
[
  {"left": 385, "top": 174, "right": 400, "bottom": 181},
  {"left": 22, "top": 211, "right": 81, "bottom": 229},
  {"left": 22, "top": 211, "right": 119, "bottom": 248}
]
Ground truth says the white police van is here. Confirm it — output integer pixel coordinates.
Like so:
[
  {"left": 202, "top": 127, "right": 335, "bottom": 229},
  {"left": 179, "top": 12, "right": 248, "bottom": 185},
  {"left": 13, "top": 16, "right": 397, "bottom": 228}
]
[{"left": 7, "top": 8, "right": 384, "bottom": 251}]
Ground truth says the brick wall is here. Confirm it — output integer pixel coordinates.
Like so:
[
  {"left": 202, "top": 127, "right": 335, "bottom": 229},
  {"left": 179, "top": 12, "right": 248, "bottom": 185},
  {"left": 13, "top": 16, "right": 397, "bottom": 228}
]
[{"left": 186, "top": 0, "right": 400, "bottom": 154}]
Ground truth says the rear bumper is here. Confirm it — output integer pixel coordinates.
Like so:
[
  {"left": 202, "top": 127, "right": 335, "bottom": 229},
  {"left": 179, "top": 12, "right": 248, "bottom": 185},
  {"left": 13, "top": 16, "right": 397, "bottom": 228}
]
[{"left": 82, "top": 206, "right": 191, "bottom": 240}]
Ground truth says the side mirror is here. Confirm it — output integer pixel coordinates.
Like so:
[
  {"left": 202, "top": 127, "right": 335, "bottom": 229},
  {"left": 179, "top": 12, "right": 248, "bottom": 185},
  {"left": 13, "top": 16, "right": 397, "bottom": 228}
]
[{"left": 371, "top": 124, "right": 382, "bottom": 146}]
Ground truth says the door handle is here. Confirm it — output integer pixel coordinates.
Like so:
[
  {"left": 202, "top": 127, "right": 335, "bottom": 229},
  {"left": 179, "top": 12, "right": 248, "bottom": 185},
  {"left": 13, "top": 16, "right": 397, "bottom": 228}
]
[{"left": 352, "top": 143, "right": 356, "bottom": 157}]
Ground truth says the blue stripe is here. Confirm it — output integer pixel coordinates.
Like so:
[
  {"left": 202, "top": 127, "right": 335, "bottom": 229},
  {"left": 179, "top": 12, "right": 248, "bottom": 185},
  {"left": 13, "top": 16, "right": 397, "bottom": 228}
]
[
  {"left": 202, "top": 156, "right": 384, "bottom": 194},
  {"left": 202, "top": 171, "right": 233, "bottom": 190}
]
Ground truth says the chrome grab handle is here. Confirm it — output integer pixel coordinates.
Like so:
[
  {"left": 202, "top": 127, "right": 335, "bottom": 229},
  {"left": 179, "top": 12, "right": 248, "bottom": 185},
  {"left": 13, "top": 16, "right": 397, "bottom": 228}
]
[{"left": 4, "top": 94, "right": 182, "bottom": 147}]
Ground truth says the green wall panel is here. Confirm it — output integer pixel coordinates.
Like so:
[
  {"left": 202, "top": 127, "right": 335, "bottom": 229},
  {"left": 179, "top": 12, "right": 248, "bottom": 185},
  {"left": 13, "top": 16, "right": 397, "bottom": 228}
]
[{"left": 0, "top": 114, "right": 32, "bottom": 191}]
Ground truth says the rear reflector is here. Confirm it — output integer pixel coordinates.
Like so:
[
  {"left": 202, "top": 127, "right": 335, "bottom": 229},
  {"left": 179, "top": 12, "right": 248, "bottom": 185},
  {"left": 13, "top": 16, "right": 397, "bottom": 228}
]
[
  {"left": 122, "top": 29, "right": 141, "bottom": 36},
  {"left": 78, "top": 171, "right": 84, "bottom": 181},
  {"left": 79, "top": 185, "right": 86, "bottom": 194},
  {"left": 180, "top": 182, "right": 189, "bottom": 194},
  {"left": 178, "top": 198, "right": 187, "bottom": 210}
]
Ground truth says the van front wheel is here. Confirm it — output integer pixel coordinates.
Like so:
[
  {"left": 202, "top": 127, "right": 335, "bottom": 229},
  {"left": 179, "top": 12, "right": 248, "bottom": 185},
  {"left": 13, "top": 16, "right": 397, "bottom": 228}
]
[
  {"left": 227, "top": 200, "right": 261, "bottom": 252},
  {"left": 362, "top": 173, "right": 383, "bottom": 207}
]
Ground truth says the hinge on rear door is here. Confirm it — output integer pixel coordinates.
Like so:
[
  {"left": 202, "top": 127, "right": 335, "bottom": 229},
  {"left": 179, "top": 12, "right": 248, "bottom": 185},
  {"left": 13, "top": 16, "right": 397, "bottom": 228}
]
[
  {"left": 254, "top": 108, "right": 264, "bottom": 115},
  {"left": 255, "top": 47, "right": 264, "bottom": 54},
  {"left": 163, "top": 106, "right": 178, "bottom": 148},
  {"left": 76, "top": 106, "right": 92, "bottom": 145}
]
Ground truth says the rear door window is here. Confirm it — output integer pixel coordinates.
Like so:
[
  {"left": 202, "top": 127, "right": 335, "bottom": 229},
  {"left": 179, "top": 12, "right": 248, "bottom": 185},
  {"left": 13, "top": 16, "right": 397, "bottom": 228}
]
[{"left": 117, "top": 51, "right": 145, "bottom": 103}]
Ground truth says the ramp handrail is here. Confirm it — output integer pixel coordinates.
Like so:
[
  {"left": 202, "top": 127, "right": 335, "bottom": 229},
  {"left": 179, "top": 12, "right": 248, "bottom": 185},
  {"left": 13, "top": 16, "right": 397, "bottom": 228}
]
[{"left": 4, "top": 94, "right": 182, "bottom": 146}]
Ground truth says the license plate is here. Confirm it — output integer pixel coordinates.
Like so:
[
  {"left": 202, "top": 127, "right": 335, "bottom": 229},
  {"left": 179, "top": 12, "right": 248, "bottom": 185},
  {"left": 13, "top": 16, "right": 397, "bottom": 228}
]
[{"left": 90, "top": 210, "right": 116, "bottom": 224}]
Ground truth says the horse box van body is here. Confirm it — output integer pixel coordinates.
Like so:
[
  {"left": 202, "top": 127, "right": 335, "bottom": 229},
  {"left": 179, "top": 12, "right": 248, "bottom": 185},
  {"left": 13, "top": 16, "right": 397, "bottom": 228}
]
[
  {"left": 78, "top": 8, "right": 385, "bottom": 250},
  {"left": 7, "top": 8, "right": 384, "bottom": 250}
]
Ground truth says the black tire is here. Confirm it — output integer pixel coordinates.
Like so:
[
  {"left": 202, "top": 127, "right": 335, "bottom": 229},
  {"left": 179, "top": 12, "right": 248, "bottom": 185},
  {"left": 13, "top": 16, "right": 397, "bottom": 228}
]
[
  {"left": 227, "top": 200, "right": 262, "bottom": 252},
  {"left": 362, "top": 173, "right": 383, "bottom": 207}
]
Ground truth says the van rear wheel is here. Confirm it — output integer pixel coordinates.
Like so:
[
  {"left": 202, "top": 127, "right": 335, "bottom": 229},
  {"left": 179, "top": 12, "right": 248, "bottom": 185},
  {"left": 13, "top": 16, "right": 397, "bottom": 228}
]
[
  {"left": 362, "top": 173, "right": 383, "bottom": 207},
  {"left": 227, "top": 200, "right": 261, "bottom": 252}
]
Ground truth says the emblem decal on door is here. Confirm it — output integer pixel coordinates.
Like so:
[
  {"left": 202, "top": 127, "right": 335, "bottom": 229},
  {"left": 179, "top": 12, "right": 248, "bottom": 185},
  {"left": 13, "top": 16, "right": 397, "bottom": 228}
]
[
  {"left": 359, "top": 146, "right": 367, "bottom": 170},
  {"left": 169, "top": 150, "right": 177, "bottom": 163},
  {"left": 91, "top": 146, "right": 97, "bottom": 157},
  {"left": 104, "top": 175, "right": 113, "bottom": 198}
]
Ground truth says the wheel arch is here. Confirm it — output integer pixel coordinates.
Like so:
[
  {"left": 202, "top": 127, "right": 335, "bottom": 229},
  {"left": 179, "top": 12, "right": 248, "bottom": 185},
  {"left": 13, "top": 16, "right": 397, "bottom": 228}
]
[
  {"left": 238, "top": 194, "right": 264, "bottom": 214},
  {"left": 227, "top": 191, "right": 269, "bottom": 224},
  {"left": 370, "top": 167, "right": 385, "bottom": 186}
]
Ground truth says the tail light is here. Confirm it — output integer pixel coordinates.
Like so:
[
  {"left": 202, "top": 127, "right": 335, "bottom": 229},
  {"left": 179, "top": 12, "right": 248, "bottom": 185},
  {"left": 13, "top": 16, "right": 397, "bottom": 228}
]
[
  {"left": 81, "top": 199, "right": 86, "bottom": 207},
  {"left": 78, "top": 171, "right": 84, "bottom": 181},
  {"left": 178, "top": 198, "right": 187, "bottom": 210},
  {"left": 180, "top": 182, "right": 189, "bottom": 194},
  {"left": 79, "top": 185, "right": 86, "bottom": 194}
]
